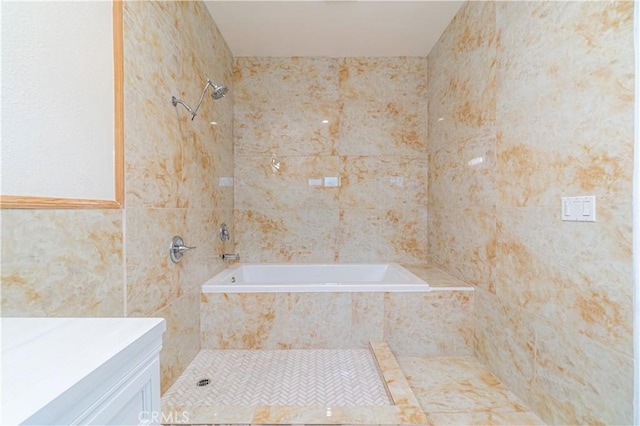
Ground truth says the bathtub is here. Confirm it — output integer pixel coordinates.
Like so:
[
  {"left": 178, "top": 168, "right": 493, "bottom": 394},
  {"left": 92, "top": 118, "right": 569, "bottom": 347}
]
[{"left": 202, "top": 263, "right": 430, "bottom": 293}]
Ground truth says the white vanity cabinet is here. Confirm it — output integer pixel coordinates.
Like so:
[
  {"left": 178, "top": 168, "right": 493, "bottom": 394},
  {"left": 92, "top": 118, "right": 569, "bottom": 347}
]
[{"left": 2, "top": 318, "right": 166, "bottom": 425}]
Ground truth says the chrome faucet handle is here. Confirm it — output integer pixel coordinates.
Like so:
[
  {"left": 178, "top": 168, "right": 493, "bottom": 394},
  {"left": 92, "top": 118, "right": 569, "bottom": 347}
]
[
  {"left": 221, "top": 253, "right": 240, "bottom": 261},
  {"left": 175, "top": 244, "right": 196, "bottom": 254},
  {"left": 170, "top": 236, "right": 196, "bottom": 263}
]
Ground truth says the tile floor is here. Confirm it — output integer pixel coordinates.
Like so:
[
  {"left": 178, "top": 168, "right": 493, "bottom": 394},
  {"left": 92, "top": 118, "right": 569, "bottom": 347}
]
[
  {"left": 163, "top": 348, "right": 547, "bottom": 425},
  {"left": 398, "top": 356, "right": 546, "bottom": 425},
  {"left": 162, "top": 349, "right": 391, "bottom": 407}
]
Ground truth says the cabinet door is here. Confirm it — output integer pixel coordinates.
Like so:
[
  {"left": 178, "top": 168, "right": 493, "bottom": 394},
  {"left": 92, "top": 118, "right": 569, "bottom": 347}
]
[{"left": 74, "top": 358, "right": 161, "bottom": 426}]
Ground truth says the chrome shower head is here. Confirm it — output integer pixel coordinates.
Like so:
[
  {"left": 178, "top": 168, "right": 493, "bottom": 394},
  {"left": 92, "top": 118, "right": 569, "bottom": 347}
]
[
  {"left": 172, "top": 78, "right": 228, "bottom": 120},
  {"left": 211, "top": 84, "right": 228, "bottom": 100}
]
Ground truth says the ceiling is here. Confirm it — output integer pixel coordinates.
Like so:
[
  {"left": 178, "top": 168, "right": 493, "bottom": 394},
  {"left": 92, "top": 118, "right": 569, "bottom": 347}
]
[{"left": 204, "top": 1, "right": 464, "bottom": 57}]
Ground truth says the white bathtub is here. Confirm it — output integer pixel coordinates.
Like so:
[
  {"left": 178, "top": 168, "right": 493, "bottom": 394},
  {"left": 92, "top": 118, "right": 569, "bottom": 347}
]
[{"left": 202, "top": 263, "right": 430, "bottom": 293}]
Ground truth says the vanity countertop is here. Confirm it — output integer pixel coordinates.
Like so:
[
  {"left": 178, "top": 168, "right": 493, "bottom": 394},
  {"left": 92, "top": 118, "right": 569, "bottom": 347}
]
[{"left": 2, "top": 317, "right": 166, "bottom": 425}]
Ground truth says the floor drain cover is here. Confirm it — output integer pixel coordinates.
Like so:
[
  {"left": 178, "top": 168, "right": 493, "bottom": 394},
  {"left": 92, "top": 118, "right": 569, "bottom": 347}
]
[{"left": 196, "top": 378, "right": 210, "bottom": 387}]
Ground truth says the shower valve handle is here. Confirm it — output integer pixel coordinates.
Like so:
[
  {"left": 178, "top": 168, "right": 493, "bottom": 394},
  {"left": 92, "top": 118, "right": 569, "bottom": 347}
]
[
  {"left": 169, "top": 236, "right": 196, "bottom": 263},
  {"left": 175, "top": 244, "right": 196, "bottom": 254}
]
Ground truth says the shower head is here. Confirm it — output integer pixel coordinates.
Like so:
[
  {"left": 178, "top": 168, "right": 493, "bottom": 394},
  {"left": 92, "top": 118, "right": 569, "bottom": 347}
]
[
  {"left": 211, "top": 83, "right": 228, "bottom": 100},
  {"left": 172, "top": 78, "right": 229, "bottom": 120}
]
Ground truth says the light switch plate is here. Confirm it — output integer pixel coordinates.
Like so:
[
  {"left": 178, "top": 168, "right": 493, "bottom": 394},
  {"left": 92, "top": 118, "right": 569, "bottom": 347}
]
[
  {"left": 324, "top": 177, "right": 339, "bottom": 187},
  {"left": 561, "top": 195, "right": 596, "bottom": 222}
]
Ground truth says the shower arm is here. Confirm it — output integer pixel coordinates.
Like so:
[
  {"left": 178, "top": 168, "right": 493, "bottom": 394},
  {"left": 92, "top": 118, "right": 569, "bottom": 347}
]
[{"left": 171, "top": 79, "right": 215, "bottom": 121}]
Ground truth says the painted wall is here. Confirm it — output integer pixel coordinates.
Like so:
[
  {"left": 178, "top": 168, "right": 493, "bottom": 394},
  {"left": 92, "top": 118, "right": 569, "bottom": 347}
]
[
  {"left": 427, "top": 2, "right": 634, "bottom": 424},
  {"left": 233, "top": 57, "right": 428, "bottom": 264},
  {"left": 2, "top": 1, "right": 115, "bottom": 199},
  {"left": 1, "top": 1, "right": 234, "bottom": 393}
]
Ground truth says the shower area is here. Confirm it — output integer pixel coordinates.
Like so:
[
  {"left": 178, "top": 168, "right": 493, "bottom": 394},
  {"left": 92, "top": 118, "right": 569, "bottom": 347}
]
[{"left": 104, "top": 1, "right": 640, "bottom": 425}]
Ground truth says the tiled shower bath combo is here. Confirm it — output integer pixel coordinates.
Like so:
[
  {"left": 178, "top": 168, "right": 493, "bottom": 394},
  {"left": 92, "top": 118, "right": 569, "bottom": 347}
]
[{"left": 1, "top": 1, "right": 633, "bottom": 425}]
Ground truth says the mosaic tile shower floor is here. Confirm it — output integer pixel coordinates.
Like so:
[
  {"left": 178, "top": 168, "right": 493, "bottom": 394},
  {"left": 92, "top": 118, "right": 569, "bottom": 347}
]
[
  {"left": 161, "top": 341, "right": 428, "bottom": 425},
  {"left": 161, "top": 349, "right": 391, "bottom": 407}
]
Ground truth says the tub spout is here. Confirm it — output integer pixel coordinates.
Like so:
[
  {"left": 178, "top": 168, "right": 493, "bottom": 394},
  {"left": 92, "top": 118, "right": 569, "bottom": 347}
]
[{"left": 221, "top": 253, "right": 240, "bottom": 261}]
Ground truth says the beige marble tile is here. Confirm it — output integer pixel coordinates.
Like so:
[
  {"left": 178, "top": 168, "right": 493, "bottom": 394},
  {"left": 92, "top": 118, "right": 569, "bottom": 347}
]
[
  {"left": 530, "top": 315, "right": 633, "bottom": 425},
  {"left": 182, "top": 208, "right": 228, "bottom": 291},
  {"left": 339, "top": 57, "right": 427, "bottom": 104},
  {"left": 338, "top": 100, "right": 427, "bottom": 157},
  {"left": 124, "top": 87, "right": 182, "bottom": 208},
  {"left": 125, "top": 208, "right": 187, "bottom": 316},
  {"left": 234, "top": 57, "right": 340, "bottom": 157},
  {"left": 123, "top": 1, "right": 183, "bottom": 109},
  {"left": 372, "top": 406, "right": 430, "bottom": 426},
  {"left": 234, "top": 57, "right": 340, "bottom": 104},
  {"left": 351, "top": 293, "right": 385, "bottom": 347},
  {"left": 384, "top": 292, "right": 474, "bottom": 357},
  {"left": 404, "top": 266, "right": 473, "bottom": 290},
  {"left": 337, "top": 209, "right": 391, "bottom": 263},
  {"left": 234, "top": 209, "right": 339, "bottom": 263},
  {"left": 235, "top": 155, "right": 340, "bottom": 210},
  {"left": 273, "top": 292, "right": 352, "bottom": 349},
  {"left": 496, "top": 2, "right": 634, "bottom": 208},
  {"left": 337, "top": 208, "right": 428, "bottom": 265},
  {"left": 123, "top": 0, "right": 234, "bottom": 395},
  {"left": 339, "top": 156, "right": 427, "bottom": 210},
  {"left": 427, "top": 206, "right": 496, "bottom": 293},
  {"left": 381, "top": 209, "right": 429, "bottom": 265},
  {"left": 428, "top": 1, "right": 634, "bottom": 425},
  {"left": 152, "top": 287, "right": 201, "bottom": 394},
  {"left": 428, "top": 131, "right": 497, "bottom": 212},
  {"left": 473, "top": 289, "right": 536, "bottom": 404},
  {"left": 200, "top": 292, "right": 277, "bottom": 349},
  {"left": 495, "top": 205, "right": 633, "bottom": 357},
  {"left": 252, "top": 406, "right": 377, "bottom": 425},
  {"left": 370, "top": 341, "right": 420, "bottom": 407},
  {"left": 398, "top": 357, "right": 528, "bottom": 414},
  {"left": 233, "top": 56, "right": 429, "bottom": 264},
  {"left": 162, "top": 405, "right": 255, "bottom": 425},
  {"left": 234, "top": 100, "right": 340, "bottom": 157},
  {"left": 426, "top": 410, "right": 545, "bottom": 426},
  {"left": 1, "top": 209, "right": 124, "bottom": 317},
  {"left": 201, "top": 292, "right": 388, "bottom": 350}
]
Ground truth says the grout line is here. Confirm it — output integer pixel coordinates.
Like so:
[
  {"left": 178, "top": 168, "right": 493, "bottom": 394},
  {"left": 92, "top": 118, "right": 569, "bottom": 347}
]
[{"left": 122, "top": 208, "right": 127, "bottom": 317}]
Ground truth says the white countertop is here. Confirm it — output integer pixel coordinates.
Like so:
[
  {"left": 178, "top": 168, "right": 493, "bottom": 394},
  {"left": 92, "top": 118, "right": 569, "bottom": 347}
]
[{"left": 1, "top": 317, "right": 166, "bottom": 425}]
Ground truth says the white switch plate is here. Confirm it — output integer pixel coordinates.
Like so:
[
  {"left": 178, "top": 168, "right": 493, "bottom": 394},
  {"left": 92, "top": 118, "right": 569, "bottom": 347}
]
[
  {"left": 218, "top": 177, "right": 234, "bottom": 187},
  {"left": 324, "top": 176, "right": 339, "bottom": 187},
  {"left": 561, "top": 195, "right": 596, "bottom": 222}
]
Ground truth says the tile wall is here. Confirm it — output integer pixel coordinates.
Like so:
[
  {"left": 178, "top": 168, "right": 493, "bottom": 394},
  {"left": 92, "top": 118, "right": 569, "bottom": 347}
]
[
  {"left": 123, "top": 0, "right": 234, "bottom": 391},
  {"left": 427, "top": 2, "right": 635, "bottom": 424},
  {"left": 1, "top": 209, "right": 124, "bottom": 317},
  {"left": 201, "top": 289, "right": 474, "bottom": 355},
  {"left": 1, "top": 1, "right": 234, "bottom": 393},
  {"left": 233, "top": 57, "right": 428, "bottom": 264}
]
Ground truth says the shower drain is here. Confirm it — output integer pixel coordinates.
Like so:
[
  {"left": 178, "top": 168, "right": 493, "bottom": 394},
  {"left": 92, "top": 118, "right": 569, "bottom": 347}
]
[{"left": 196, "top": 378, "right": 210, "bottom": 387}]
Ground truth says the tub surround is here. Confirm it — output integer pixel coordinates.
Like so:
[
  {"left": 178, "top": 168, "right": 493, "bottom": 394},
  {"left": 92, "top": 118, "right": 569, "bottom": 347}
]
[
  {"left": 233, "top": 57, "right": 428, "bottom": 265},
  {"left": 201, "top": 265, "right": 473, "bottom": 356},
  {"left": 427, "top": 1, "right": 634, "bottom": 424}
]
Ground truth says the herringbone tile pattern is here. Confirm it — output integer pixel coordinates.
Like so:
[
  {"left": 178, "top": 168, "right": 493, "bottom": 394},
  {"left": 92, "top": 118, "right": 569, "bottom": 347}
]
[{"left": 161, "top": 349, "right": 391, "bottom": 407}]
